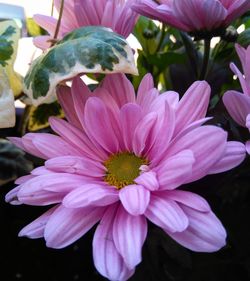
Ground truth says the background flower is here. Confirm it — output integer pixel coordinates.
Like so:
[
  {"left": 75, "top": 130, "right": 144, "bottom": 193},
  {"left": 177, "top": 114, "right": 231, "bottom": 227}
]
[
  {"left": 132, "top": 0, "right": 250, "bottom": 33},
  {"left": 6, "top": 74, "right": 246, "bottom": 281},
  {"left": 34, "top": 0, "right": 138, "bottom": 49},
  {"left": 223, "top": 44, "right": 250, "bottom": 154}
]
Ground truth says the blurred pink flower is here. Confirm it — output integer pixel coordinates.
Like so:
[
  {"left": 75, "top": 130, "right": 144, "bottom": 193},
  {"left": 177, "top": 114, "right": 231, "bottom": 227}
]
[
  {"left": 7, "top": 74, "right": 245, "bottom": 281},
  {"left": 223, "top": 43, "right": 250, "bottom": 154},
  {"left": 34, "top": 0, "right": 138, "bottom": 50},
  {"left": 132, "top": 0, "right": 250, "bottom": 33}
]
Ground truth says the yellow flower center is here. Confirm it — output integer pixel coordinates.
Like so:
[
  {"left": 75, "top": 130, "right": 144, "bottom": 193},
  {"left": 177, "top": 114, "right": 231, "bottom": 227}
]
[{"left": 104, "top": 152, "right": 148, "bottom": 189}]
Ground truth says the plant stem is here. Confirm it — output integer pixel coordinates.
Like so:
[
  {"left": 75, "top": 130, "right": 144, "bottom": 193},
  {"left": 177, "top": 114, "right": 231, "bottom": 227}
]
[
  {"left": 199, "top": 38, "right": 211, "bottom": 80},
  {"left": 155, "top": 24, "right": 166, "bottom": 53},
  {"left": 51, "top": 0, "right": 55, "bottom": 16},
  {"left": 53, "top": 0, "right": 64, "bottom": 41}
]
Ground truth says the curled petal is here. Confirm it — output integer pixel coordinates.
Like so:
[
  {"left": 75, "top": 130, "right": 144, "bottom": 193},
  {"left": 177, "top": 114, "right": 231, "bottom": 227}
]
[
  {"left": 167, "top": 206, "right": 226, "bottom": 252},
  {"left": 119, "top": 185, "right": 150, "bottom": 216},
  {"left": 208, "top": 141, "right": 246, "bottom": 174}
]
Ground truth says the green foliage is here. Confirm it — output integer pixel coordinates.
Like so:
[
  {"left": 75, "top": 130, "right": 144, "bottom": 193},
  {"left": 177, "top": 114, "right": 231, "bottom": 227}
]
[
  {"left": 0, "top": 139, "right": 33, "bottom": 185},
  {"left": 24, "top": 26, "right": 137, "bottom": 105},
  {"left": 0, "top": 26, "right": 16, "bottom": 67},
  {"left": 28, "top": 101, "right": 64, "bottom": 131}
]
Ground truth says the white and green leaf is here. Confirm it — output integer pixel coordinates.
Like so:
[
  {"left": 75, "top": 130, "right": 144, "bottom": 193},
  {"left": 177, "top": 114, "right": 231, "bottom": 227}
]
[
  {"left": 24, "top": 26, "right": 138, "bottom": 106},
  {"left": 0, "top": 67, "right": 15, "bottom": 128}
]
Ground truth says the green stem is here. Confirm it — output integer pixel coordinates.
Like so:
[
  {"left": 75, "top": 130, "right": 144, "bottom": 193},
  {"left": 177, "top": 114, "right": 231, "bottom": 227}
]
[
  {"left": 199, "top": 38, "right": 211, "bottom": 80},
  {"left": 155, "top": 24, "right": 166, "bottom": 53},
  {"left": 53, "top": 0, "right": 64, "bottom": 41},
  {"left": 51, "top": 0, "right": 55, "bottom": 16}
]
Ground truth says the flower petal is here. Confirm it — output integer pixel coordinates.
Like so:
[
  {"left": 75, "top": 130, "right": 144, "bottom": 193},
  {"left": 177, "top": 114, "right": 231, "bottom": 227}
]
[
  {"left": 18, "top": 206, "right": 58, "bottom": 239},
  {"left": 63, "top": 184, "right": 119, "bottom": 208},
  {"left": 163, "top": 190, "right": 211, "bottom": 212},
  {"left": 45, "top": 205, "right": 103, "bottom": 249},
  {"left": 102, "top": 74, "right": 135, "bottom": 108},
  {"left": 93, "top": 204, "right": 135, "bottom": 281},
  {"left": 135, "top": 171, "right": 159, "bottom": 191},
  {"left": 84, "top": 97, "right": 119, "bottom": 153},
  {"left": 208, "top": 141, "right": 246, "bottom": 174},
  {"left": 119, "top": 185, "right": 150, "bottom": 216},
  {"left": 157, "top": 150, "right": 195, "bottom": 190},
  {"left": 223, "top": 90, "right": 250, "bottom": 127},
  {"left": 113, "top": 205, "right": 147, "bottom": 269},
  {"left": 167, "top": 206, "right": 226, "bottom": 252},
  {"left": 174, "top": 81, "right": 211, "bottom": 136},
  {"left": 45, "top": 156, "right": 105, "bottom": 177},
  {"left": 120, "top": 103, "right": 143, "bottom": 151},
  {"left": 145, "top": 194, "right": 189, "bottom": 233},
  {"left": 168, "top": 126, "right": 227, "bottom": 182}
]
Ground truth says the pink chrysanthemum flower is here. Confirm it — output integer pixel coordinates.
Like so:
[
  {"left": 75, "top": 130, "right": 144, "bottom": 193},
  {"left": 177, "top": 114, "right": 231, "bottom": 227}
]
[
  {"left": 7, "top": 74, "right": 246, "bottom": 281},
  {"left": 34, "top": 0, "right": 138, "bottom": 50},
  {"left": 223, "top": 43, "right": 250, "bottom": 154},
  {"left": 132, "top": 0, "right": 250, "bottom": 33}
]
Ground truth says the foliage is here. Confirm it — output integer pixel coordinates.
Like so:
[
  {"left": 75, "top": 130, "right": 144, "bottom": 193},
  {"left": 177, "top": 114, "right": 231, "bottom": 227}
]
[{"left": 24, "top": 26, "right": 138, "bottom": 105}]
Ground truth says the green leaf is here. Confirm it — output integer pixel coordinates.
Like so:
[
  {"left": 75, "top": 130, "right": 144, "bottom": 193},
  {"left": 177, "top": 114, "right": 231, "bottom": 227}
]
[
  {"left": 0, "top": 139, "right": 33, "bottom": 185},
  {"left": 237, "top": 28, "right": 250, "bottom": 47},
  {"left": 24, "top": 26, "right": 138, "bottom": 106},
  {"left": 0, "top": 26, "right": 16, "bottom": 67},
  {"left": 0, "top": 67, "right": 15, "bottom": 129},
  {"left": 0, "top": 20, "right": 23, "bottom": 98},
  {"left": 28, "top": 101, "right": 64, "bottom": 131}
]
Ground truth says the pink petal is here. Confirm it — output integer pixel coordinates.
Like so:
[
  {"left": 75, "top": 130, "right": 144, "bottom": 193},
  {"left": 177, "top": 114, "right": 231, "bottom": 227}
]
[
  {"left": 119, "top": 103, "right": 143, "bottom": 151},
  {"left": 49, "top": 117, "right": 106, "bottom": 161},
  {"left": 57, "top": 85, "right": 82, "bottom": 129},
  {"left": 45, "top": 205, "right": 103, "bottom": 249},
  {"left": 167, "top": 206, "right": 226, "bottom": 252},
  {"left": 246, "top": 140, "right": 250, "bottom": 154},
  {"left": 113, "top": 205, "right": 147, "bottom": 269},
  {"left": 63, "top": 184, "right": 119, "bottom": 208},
  {"left": 145, "top": 194, "right": 189, "bottom": 233},
  {"left": 173, "top": 0, "right": 227, "bottom": 31},
  {"left": 148, "top": 101, "right": 176, "bottom": 164},
  {"left": 5, "top": 186, "right": 22, "bottom": 205},
  {"left": 71, "top": 76, "right": 92, "bottom": 129},
  {"left": 136, "top": 73, "right": 154, "bottom": 105},
  {"left": 223, "top": 90, "right": 250, "bottom": 127},
  {"left": 132, "top": 112, "right": 158, "bottom": 155},
  {"left": 119, "top": 185, "right": 150, "bottom": 216},
  {"left": 174, "top": 81, "right": 211, "bottom": 136},
  {"left": 93, "top": 204, "right": 135, "bottom": 281},
  {"left": 15, "top": 175, "right": 35, "bottom": 185},
  {"left": 18, "top": 206, "right": 58, "bottom": 239},
  {"left": 156, "top": 150, "right": 195, "bottom": 190},
  {"left": 45, "top": 156, "right": 105, "bottom": 177},
  {"left": 33, "top": 35, "right": 52, "bottom": 50},
  {"left": 162, "top": 190, "right": 211, "bottom": 212},
  {"left": 208, "top": 141, "right": 246, "bottom": 174},
  {"left": 168, "top": 126, "right": 227, "bottom": 182},
  {"left": 33, "top": 14, "right": 57, "bottom": 35},
  {"left": 135, "top": 171, "right": 159, "bottom": 191},
  {"left": 31, "top": 133, "right": 81, "bottom": 158},
  {"left": 230, "top": 63, "right": 249, "bottom": 95},
  {"left": 84, "top": 97, "right": 119, "bottom": 153},
  {"left": 102, "top": 74, "right": 136, "bottom": 108}
]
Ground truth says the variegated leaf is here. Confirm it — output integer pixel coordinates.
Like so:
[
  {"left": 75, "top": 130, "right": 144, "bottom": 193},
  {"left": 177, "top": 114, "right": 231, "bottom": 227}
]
[
  {"left": 0, "top": 67, "right": 15, "bottom": 128},
  {"left": 24, "top": 26, "right": 138, "bottom": 106}
]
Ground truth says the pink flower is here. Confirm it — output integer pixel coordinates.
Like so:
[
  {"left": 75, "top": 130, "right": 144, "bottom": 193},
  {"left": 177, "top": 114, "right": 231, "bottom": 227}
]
[
  {"left": 34, "top": 0, "right": 138, "bottom": 49},
  {"left": 223, "top": 43, "right": 250, "bottom": 154},
  {"left": 132, "top": 0, "right": 250, "bottom": 33},
  {"left": 7, "top": 74, "right": 245, "bottom": 281}
]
